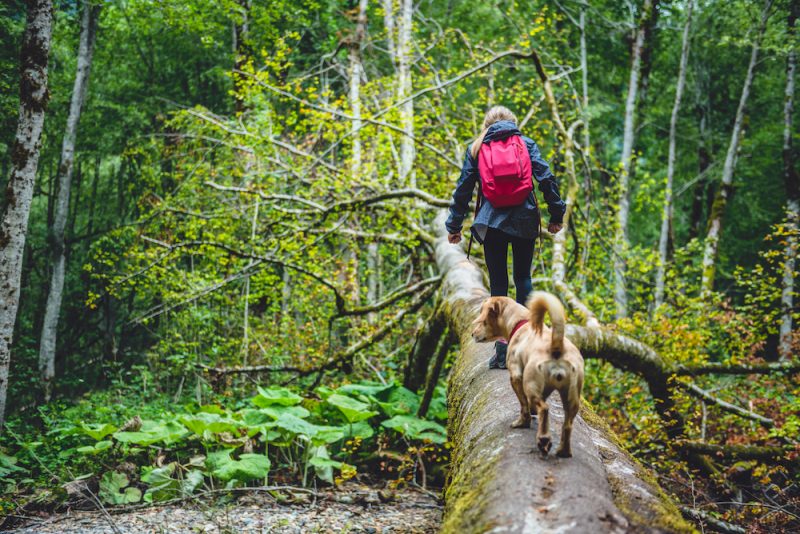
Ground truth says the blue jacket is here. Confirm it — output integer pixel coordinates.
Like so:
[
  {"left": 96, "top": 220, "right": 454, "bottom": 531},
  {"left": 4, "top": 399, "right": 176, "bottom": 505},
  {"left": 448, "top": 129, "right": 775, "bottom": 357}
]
[{"left": 445, "top": 120, "right": 567, "bottom": 243}]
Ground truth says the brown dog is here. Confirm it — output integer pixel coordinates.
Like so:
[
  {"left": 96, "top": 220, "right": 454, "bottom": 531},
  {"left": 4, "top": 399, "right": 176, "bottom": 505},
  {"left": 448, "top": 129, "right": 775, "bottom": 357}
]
[{"left": 471, "top": 292, "right": 584, "bottom": 457}]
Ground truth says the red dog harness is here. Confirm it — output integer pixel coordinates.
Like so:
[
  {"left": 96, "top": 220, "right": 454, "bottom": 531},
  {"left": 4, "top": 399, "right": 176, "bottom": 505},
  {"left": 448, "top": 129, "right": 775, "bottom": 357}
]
[{"left": 509, "top": 319, "right": 528, "bottom": 342}]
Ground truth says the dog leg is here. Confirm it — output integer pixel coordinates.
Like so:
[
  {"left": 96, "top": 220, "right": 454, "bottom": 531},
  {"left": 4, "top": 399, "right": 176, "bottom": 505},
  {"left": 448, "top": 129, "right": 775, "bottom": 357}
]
[
  {"left": 556, "top": 390, "right": 580, "bottom": 458},
  {"left": 532, "top": 398, "right": 551, "bottom": 454},
  {"left": 510, "top": 373, "right": 531, "bottom": 428}
]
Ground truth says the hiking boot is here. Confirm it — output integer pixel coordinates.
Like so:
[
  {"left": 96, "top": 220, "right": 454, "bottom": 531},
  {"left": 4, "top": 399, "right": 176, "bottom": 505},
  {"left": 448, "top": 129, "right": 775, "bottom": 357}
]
[{"left": 489, "top": 341, "right": 508, "bottom": 369}]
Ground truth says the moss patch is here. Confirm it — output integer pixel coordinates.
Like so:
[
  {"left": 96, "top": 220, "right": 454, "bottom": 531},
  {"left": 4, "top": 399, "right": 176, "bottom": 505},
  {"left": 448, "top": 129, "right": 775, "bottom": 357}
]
[{"left": 581, "top": 402, "right": 696, "bottom": 533}]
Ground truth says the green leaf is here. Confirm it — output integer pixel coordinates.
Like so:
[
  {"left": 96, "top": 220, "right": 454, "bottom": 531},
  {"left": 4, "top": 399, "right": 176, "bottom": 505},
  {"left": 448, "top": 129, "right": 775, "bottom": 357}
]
[
  {"left": 272, "top": 413, "right": 323, "bottom": 437},
  {"left": 114, "top": 420, "right": 187, "bottom": 446},
  {"left": 381, "top": 415, "right": 447, "bottom": 443},
  {"left": 181, "top": 470, "right": 204, "bottom": 495},
  {"left": 206, "top": 450, "right": 270, "bottom": 482},
  {"left": 198, "top": 404, "right": 227, "bottom": 415},
  {"left": 76, "top": 440, "right": 113, "bottom": 455},
  {"left": 377, "top": 387, "right": 420, "bottom": 416},
  {"left": 241, "top": 405, "right": 310, "bottom": 428},
  {"left": 80, "top": 423, "right": 118, "bottom": 441},
  {"left": 313, "top": 425, "right": 346, "bottom": 445},
  {"left": 342, "top": 421, "right": 374, "bottom": 440},
  {"left": 252, "top": 386, "right": 303, "bottom": 407},
  {"left": 99, "top": 472, "right": 142, "bottom": 505},
  {"left": 326, "top": 394, "right": 378, "bottom": 423},
  {"left": 335, "top": 382, "right": 394, "bottom": 398},
  {"left": 142, "top": 463, "right": 180, "bottom": 503},
  {"left": 179, "top": 413, "right": 239, "bottom": 435},
  {"left": 0, "top": 452, "right": 25, "bottom": 478},
  {"left": 308, "top": 445, "right": 338, "bottom": 484}
]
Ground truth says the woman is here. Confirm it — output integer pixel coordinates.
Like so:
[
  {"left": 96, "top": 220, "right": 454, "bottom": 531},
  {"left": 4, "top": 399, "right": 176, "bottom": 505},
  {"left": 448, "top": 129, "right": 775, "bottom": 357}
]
[{"left": 446, "top": 106, "right": 566, "bottom": 369}]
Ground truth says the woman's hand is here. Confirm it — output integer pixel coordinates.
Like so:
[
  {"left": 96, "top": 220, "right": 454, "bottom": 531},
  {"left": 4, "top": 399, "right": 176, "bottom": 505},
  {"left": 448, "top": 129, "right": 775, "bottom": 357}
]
[
  {"left": 448, "top": 232, "right": 462, "bottom": 244},
  {"left": 548, "top": 222, "right": 563, "bottom": 234}
]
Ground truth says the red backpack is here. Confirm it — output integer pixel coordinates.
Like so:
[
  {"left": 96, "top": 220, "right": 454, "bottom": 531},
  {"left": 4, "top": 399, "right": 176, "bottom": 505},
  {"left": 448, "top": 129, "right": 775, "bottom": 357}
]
[{"left": 477, "top": 135, "right": 533, "bottom": 207}]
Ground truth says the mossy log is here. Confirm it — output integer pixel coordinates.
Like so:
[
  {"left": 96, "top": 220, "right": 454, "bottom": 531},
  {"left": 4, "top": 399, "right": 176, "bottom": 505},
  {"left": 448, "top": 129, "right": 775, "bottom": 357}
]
[{"left": 433, "top": 212, "right": 693, "bottom": 533}]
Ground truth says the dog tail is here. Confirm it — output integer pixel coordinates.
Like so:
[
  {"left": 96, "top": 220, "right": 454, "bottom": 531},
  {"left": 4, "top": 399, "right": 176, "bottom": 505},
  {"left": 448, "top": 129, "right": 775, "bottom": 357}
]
[{"left": 527, "top": 291, "right": 565, "bottom": 358}]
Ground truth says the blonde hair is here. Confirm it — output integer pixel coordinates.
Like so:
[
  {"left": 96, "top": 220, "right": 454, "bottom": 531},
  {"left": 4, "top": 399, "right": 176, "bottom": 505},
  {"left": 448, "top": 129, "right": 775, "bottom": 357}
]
[{"left": 470, "top": 105, "right": 518, "bottom": 159}]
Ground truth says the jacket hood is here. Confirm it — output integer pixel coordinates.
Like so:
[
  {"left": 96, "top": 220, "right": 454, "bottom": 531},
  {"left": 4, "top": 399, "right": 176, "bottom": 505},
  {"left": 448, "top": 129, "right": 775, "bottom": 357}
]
[{"left": 484, "top": 120, "right": 521, "bottom": 143}]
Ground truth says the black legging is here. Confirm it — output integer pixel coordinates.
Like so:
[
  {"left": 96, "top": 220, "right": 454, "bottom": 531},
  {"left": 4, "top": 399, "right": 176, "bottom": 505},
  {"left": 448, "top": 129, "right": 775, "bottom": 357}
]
[{"left": 483, "top": 227, "right": 535, "bottom": 305}]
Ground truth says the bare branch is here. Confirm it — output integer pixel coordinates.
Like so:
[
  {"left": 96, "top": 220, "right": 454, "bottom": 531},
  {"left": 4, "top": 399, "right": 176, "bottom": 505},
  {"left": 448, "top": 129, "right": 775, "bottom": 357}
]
[
  {"left": 338, "top": 276, "right": 442, "bottom": 316},
  {"left": 675, "top": 440, "right": 796, "bottom": 463},
  {"left": 680, "top": 506, "right": 746, "bottom": 534},
  {"left": 200, "top": 283, "right": 437, "bottom": 377},
  {"left": 205, "top": 181, "right": 450, "bottom": 212},
  {"left": 675, "top": 361, "right": 800, "bottom": 376},
  {"left": 678, "top": 383, "right": 774, "bottom": 427}
]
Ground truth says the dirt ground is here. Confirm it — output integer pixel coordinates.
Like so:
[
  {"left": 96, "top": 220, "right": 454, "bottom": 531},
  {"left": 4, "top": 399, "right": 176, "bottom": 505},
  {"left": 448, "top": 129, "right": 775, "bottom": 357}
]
[{"left": 6, "top": 483, "right": 442, "bottom": 534}]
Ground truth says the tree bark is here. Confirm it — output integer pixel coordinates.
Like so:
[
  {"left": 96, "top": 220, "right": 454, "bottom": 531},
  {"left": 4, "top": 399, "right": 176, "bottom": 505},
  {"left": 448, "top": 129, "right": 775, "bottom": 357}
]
[
  {"left": 38, "top": 0, "right": 100, "bottom": 402},
  {"left": 397, "top": 0, "right": 415, "bottom": 187},
  {"left": 382, "top": 0, "right": 396, "bottom": 68},
  {"left": 700, "top": 0, "right": 773, "bottom": 295},
  {"left": 432, "top": 211, "right": 692, "bottom": 533},
  {"left": 577, "top": 9, "right": 589, "bottom": 153},
  {"left": 403, "top": 306, "right": 445, "bottom": 392},
  {"left": 348, "top": 0, "right": 367, "bottom": 179},
  {"left": 0, "top": 0, "right": 54, "bottom": 429},
  {"left": 232, "top": 0, "right": 252, "bottom": 114},
  {"left": 779, "top": 3, "right": 798, "bottom": 360},
  {"left": 417, "top": 324, "right": 451, "bottom": 418},
  {"left": 654, "top": 0, "right": 693, "bottom": 309},
  {"left": 614, "top": 0, "right": 658, "bottom": 319},
  {"left": 689, "top": 78, "right": 712, "bottom": 241}
]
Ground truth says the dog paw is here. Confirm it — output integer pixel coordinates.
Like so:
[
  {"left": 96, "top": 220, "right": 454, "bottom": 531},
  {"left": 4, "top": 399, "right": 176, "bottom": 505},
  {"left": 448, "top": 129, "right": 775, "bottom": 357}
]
[
  {"left": 511, "top": 417, "right": 531, "bottom": 428},
  {"left": 555, "top": 447, "right": 572, "bottom": 458},
  {"left": 537, "top": 435, "right": 552, "bottom": 455}
]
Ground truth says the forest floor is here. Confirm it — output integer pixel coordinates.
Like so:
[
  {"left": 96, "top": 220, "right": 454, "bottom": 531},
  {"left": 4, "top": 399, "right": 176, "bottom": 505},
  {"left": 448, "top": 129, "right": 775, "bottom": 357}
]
[{"left": 7, "top": 483, "right": 442, "bottom": 533}]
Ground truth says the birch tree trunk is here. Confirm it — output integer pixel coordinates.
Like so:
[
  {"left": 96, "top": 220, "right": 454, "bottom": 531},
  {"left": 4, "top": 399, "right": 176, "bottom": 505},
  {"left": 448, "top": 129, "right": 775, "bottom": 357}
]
[
  {"left": 38, "top": 0, "right": 100, "bottom": 402},
  {"left": 0, "top": 0, "right": 54, "bottom": 429},
  {"left": 700, "top": 0, "right": 773, "bottom": 296},
  {"left": 780, "top": 3, "right": 798, "bottom": 360},
  {"left": 654, "top": 0, "right": 693, "bottom": 309},
  {"left": 397, "top": 0, "right": 415, "bottom": 187},
  {"left": 348, "top": 0, "right": 367, "bottom": 179},
  {"left": 382, "top": 0, "right": 395, "bottom": 68},
  {"left": 613, "top": 0, "right": 657, "bottom": 319}
]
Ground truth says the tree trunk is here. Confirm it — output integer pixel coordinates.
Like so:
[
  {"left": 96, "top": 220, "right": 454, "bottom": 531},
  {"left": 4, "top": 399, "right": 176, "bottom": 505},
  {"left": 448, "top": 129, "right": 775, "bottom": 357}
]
[
  {"left": 403, "top": 307, "right": 445, "bottom": 392},
  {"left": 614, "top": 0, "right": 658, "bottom": 319},
  {"left": 0, "top": 0, "right": 54, "bottom": 429},
  {"left": 38, "top": 0, "right": 100, "bottom": 402},
  {"left": 700, "top": 0, "right": 773, "bottom": 295},
  {"left": 348, "top": 0, "right": 367, "bottom": 178},
  {"left": 689, "top": 92, "right": 711, "bottom": 241},
  {"left": 654, "top": 0, "right": 693, "bottom": 309},
  {"left": 580, "top": 7, "right": 590, "bottom": 152},
  {"left": 382, "top": 0, "right": 396, "bottom": 68},
  {"left": 86, "top": 153, "right": 99, "bottom": 236},
  {"left": 780, "top": 3, "right": 798, "bottom": 360},
  {"left": 397, "top": 0, "right": 415, "bottom": 187},
  {"left": 432, "top": 211, "right": 691, "bottom": 533},
  {"left": 232, "top": 0, "right": 252, "bottom": 114}
]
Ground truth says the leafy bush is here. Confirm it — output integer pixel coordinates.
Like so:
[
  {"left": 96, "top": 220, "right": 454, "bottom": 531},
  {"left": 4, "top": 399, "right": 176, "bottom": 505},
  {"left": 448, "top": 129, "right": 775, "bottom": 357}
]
[{"left": 1, "top": 380, "right": 448, "bottom": 507}]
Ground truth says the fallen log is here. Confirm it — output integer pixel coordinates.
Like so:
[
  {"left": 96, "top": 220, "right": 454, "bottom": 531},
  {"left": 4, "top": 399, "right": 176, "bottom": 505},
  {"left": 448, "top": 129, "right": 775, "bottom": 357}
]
[{"left": 433, "top": 211, "right": 692, "bottom": 533}]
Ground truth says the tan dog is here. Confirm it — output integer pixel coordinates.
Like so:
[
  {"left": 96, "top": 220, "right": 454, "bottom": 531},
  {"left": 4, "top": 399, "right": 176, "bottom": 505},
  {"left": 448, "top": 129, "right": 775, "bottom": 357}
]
[{"left": 472, "top": 292, "right": 584, "bottom": 457}]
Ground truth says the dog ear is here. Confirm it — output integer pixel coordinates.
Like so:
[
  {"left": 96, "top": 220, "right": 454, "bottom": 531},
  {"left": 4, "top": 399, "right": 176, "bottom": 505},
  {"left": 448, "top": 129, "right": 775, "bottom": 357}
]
[{"left": 489, "top": 299, "right": 500, "bottom": 317}]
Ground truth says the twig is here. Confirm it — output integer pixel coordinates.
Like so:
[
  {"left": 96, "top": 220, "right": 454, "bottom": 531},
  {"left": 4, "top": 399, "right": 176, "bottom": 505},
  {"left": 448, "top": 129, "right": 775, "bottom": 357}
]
[
  {"left": 678, "top": 383, "right": 774, "bottom": 427},
  {"left": 680, "top": 506, "right": 746, "bottom": 534}
]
